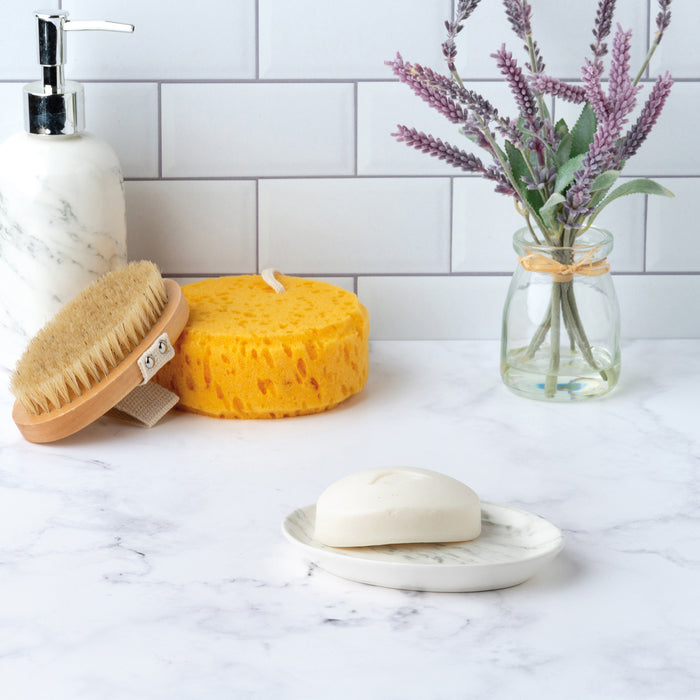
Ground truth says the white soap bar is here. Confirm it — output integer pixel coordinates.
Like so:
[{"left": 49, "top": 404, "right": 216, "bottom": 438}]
[{"left": 314, "top": 467, "right": 481, "bottom": 547}]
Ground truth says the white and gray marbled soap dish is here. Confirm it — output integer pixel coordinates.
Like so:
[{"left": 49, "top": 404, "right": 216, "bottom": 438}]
[{"left": 282, "top": 503, "right": 564, "bottom": 592}]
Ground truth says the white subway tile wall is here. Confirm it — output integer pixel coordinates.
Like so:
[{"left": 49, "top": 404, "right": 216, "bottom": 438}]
[{"left": 1, "top": 0, "right": 698, "bottom": 338}]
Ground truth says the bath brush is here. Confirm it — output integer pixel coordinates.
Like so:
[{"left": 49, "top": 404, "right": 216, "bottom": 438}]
[{"left": 10, "top": 261, "right": 189, "bottom": 443}]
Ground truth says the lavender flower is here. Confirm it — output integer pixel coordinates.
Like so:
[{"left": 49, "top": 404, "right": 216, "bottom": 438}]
[
  {"left": 442, "top": 0, "right": 483, "bottom": 73},
  {"left": 565, "top": 26, "right": 642, "bottom": 224},
  {"left": 387, "top": 53, "right": 521, "bottom": 144},
  {"left": 503, "top": 0, "right": 544, "bottom": 73},
  {"left": 582, "top": 58, "right": 609, "bottom": 120},
  {"left": 392, "top": 125, "right": 488, "bottom": 174},
  {"left": 486, "top": 165, "right": 517, "bottom": 196},
  {"left": 591, "top": 0, "right": 617, "bottom": 60},
  {"left": 530, "top": 75, "right": 586, "bottom": 104},
  {"left": 503, "top": 0, "right": 533, "bottom": 39},
  {"left": 522, "top": 167, "right": 557, "bottom": 192},
  {"left": 390, "top": 0, "right": 673, "bottom": 239},
  {"left": 618, "top": 72, "right": 674, "bottom": 163},
  {"left": 656, "top": 0, "right": 672, "bottom": 42},
  {"left": 607, "top": 25, "right": 638, "bottom": 118},
  {"left": 492, "top": 44, "right": 540, "bottom": 128}
]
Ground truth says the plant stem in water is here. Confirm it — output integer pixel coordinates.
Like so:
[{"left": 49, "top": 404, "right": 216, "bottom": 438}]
[
  {"left": 525, "top": 299, "right": 552, "bottom": 359},
  {"left": 545, "top": 283, "right": 561, "bottom": 397},
  {"left": 563, "top": 283, "right": 609, "bottom": 382}
]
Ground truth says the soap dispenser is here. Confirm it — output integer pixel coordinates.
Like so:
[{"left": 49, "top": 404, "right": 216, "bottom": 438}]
[{"left": 0, "top": 10, "right": 134, "bottom": 370}]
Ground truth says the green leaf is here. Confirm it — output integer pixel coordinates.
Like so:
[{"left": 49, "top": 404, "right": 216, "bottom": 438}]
[
  {"left": 504, "top": 140, "right": 543, "bottom": 212},
  {"left": 587, "top": 179, "right": 675, "bottom": 227},
  {"left": 554, "top": 133, "right": 573, "bottom": 167},
  {"left": 598, "top": 178, "right": 674, "bottom": 208},
  {"left": 570, "top": 103, "right": 597, "bottom": 158},
  {"left": 590, "top": 170, "right": 620, "bottom": 193},
  {"left": 554, "top": 118, "right": 569, "bottom": 139},
  {"left": 553, "top": 154, "right": 586, "bottom": 193},
  {"left": 539, "top": 192, "right": 566, "bottom": 226}
]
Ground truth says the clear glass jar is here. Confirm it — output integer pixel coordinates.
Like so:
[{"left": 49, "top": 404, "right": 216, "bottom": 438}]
[{"left": 501, "top": 226, "right": 620, "bottom": 401}]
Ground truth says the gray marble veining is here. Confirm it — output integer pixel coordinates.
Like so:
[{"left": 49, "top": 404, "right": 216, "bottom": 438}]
[{"left": 0, "top": 340, "right": 699, "bottom": 698}]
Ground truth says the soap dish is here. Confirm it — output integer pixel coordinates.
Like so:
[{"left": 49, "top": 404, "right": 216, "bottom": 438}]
[{"left": 282, "top": 502, "right": 564, "bottom": 592}]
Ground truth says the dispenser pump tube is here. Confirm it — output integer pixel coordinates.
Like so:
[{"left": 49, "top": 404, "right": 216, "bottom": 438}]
[{"left": 25, "top": 10, "right": 134, "bottom": 135}]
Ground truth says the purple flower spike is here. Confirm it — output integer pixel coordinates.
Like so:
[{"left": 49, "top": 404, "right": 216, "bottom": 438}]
[
  {"left": 492, "top": 44, "right": 539, "bottom": 127},
  {"left": 591, "top": 0, "right": 617, "bottom": 59},
  {"left": 503, "top": 0, "right": 544, "bottom": 73},
  {"left": 530, "top": 75, "right": 586, "bottom": 104},
  {"left": 443, "top": 0, "right": 483, "bottom": 72},
  {"left": 503, "top": 0, "right": 533, "bottom": 40},
  {"left": 581, "top": 58, "right": 609, "bottom": 120},
  {"left": 656, "top": 0, "right": 672, "bottom": 42},
  {"left": 608, "top": 24, "right": 638, "bottom": 117},
  {"left": 618, "top": 72, "right": 673, "bottom": 163},
  {"left": 392, "top": 125, "right": 487, "bottom": 174}
]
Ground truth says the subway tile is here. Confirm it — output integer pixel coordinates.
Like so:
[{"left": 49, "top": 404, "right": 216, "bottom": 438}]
[
  {"left": 0, "top": 2, "right": 59, "bottom": 80},
  {"left": 259, "top": 178, "right": 451, "bottom": 274},
  {"left": 621, "top": 82, "right": 700, "bottom": 177},
  {"left": 452, "top": 177, "right": 527, "bottom": 273},
  {"left": 453, "top": 0, "right": 647, "bottom": 80},
  {"left": 0, "top": 82, "right": 158, "bottom": 179},
  {"left": 358, "top": 81, "right": 519, "bottom": 177},
  {"left": 589, "top": 182, "right": 646, "bottom": 274},
  {"left": 85, "top": 83, "right": 158, "bottom": 179},
  {"left": 555, "top": 81, "right": 698, "bottom": 178},
  {"left": 452, "top": 176, "right": 646, "bottom": 275},
  {"left": 614, "top": 275, "right": 700, "bottom": 338},
  {"left": 358, "top": 276, "right": 510, "bottom": 340},
  {"left": 0, "top": 83, "right": 24, "bottom": 139},
  {"left": 259, "top": 0, "right": 450, "bottom": 79},
  {"left": 171, "top": 275, "right": 355, "bottom": 294},
  {"left": 162, "top": 83, "right": 354, "bottom": 177},
  {"left": 64, "top": 0, "right": 256, "bottom": 80},
  {"left": 650, "top": 4, "right": 700, "bottom": 78},
  {"left": 125, "top": 180, "right": 257, "bottom": 275},
  {"left": 646, "top": 178, "right": 700, "bottom": 272}
]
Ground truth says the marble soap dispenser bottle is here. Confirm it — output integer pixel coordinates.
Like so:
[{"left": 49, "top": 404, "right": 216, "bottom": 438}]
[{"left": 0, "top": 10, "right": 134, "bottom": 369}]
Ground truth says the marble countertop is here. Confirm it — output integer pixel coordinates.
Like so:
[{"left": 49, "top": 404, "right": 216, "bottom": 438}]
[{"left": 1, "top": 340, "right": 698, "bottom": 699}]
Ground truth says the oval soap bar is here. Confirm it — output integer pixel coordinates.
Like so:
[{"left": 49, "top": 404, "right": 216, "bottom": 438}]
[{"left": 314, "top": 467, "right": 481, "bottom": 547}]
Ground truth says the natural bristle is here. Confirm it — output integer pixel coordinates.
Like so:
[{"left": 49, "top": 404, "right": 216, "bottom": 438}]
[{"left": 11, "top": 261, "right": 167, "bottom": 415}]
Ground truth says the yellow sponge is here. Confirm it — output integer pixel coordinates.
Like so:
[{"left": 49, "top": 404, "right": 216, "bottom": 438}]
[{"left": 154, "top": 274, "right": 369, "bottom": 419}]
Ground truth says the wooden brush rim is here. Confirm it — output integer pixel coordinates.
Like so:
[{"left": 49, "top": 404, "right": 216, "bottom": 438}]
[{"left": 12, "top": 279, "right": 189, "bottom": 444}]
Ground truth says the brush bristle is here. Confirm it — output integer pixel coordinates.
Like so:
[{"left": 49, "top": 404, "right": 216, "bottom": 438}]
[{"left": 11, "top": 261, "right": 168, "bottom": 416}]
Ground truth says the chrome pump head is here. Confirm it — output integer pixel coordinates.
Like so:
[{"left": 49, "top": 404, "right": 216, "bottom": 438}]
[{"left": 24, "top": 10, "right": 134, "bottom": 135}]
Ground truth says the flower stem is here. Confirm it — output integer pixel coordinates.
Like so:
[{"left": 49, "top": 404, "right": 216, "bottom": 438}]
[
  {"left": 562, "top": 283, "right": 609, "bottom": 382},
  {"left": 524, "top": 299, "right": 551, "bottom": 359},
  {"left": 633, "top": 39, "right": 660, "bottom": 87},
  {"left": 544, "top": 283, "right": 561, "bottom": 397}
]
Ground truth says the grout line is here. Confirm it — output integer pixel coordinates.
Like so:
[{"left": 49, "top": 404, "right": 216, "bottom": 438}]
[
  {"left": 642, "top": 194, "right": 649, "bottom": 273},
  {"left": 157, "top": 82, "right": 163, "bottom": 179},
  {"left": 353, "top": 82, "right": 359, "bottom": 176},
  {"left": 255, "top": 179, "right": 260, "bottom": 273},
  {"left": 448, "top": 177, "right": 454, "bottom": 273},
  {"left": 255, "top": 0, "right": 260, "bottom": 80},
  {"left": 164, "top": 270, "right": 700, "bottom": 279},
  {"left": 646, "top": 0, "right": 652, "bottom": 79},
  {"left": 122, "top": 174, "right": 700, "bottom": 183},
  {"left": 3, "top": 76, "right": 700, "bottom": 85}
]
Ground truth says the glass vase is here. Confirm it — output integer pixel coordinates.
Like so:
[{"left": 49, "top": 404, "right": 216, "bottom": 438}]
[{"left": 501, "top": 226, "right": 620, "bottom": 401}]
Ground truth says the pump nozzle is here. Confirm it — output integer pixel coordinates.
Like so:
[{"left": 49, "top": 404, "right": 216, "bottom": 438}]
[{"left": 25, "top": 10, "right": 134, "bottom": 135}]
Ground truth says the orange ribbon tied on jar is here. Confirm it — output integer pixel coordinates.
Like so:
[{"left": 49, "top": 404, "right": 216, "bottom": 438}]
[{"left": 518, "top": 245, "right": 610, "bottom": 283}]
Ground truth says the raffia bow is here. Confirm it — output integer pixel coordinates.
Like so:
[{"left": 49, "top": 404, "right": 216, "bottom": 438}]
[{"left": 518, "top": 246, "right": 610, "bottom": 283}]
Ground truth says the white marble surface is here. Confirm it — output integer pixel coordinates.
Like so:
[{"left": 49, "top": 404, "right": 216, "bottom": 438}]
[{"left": 0, "top": 340, "right": 698, "bottom": 699}]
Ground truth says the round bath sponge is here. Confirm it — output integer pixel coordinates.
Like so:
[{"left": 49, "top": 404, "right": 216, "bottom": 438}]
[{"left": 154, "top": 274, "right": 369, "bottom": 419}]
